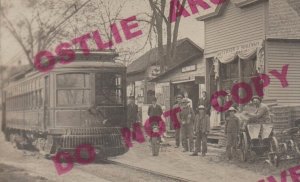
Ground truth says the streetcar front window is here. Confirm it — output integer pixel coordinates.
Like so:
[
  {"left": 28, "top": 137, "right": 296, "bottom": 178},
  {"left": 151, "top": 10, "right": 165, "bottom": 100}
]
[
  {"left": 56, "top": 73, "right": 90, "bottom": 106},
  {"left": 95, "top": 72, "right": 123, "bottom": 106}
]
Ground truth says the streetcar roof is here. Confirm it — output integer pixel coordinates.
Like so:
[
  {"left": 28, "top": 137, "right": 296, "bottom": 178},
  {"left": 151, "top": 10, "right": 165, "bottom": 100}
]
[
  {"left": 4, "top": 50, "right": 125, "bottom": 88},
  {"left": 51, "top": 61, "right": 126, "bottom": 70}
]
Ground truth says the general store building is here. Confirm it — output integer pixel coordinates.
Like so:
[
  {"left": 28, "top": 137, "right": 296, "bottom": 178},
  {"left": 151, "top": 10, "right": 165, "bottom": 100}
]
[{"left": 197, "top": 0, "right": 300, "bottom": 125}]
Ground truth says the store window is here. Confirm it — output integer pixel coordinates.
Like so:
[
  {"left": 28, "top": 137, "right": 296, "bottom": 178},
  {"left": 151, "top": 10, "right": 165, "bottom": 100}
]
[
  {"left": 241, "top": 58, "right": 257, "bottom": 82},
  {"left": 220, "top": 59, "right": 239, "bottom": 90}
]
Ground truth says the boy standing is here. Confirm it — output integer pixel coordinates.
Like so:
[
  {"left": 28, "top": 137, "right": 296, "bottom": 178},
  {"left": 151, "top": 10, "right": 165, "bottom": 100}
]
[{"left": 225, "top": 107, "right": 240, "bottom": 160}]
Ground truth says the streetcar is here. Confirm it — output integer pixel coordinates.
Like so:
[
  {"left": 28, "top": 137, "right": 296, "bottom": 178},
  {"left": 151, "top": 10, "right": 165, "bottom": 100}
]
[{"left": 1, "top": 50, "right": 128, "bottom": 159}]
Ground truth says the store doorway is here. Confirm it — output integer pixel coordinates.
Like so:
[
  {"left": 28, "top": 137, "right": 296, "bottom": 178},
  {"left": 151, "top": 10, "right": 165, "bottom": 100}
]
[
  {"left": 173, "top": 81, "right": 199, "bottom": 111},
  {"left": 207, "top": 59, "right": 217, "bottom": 100}
]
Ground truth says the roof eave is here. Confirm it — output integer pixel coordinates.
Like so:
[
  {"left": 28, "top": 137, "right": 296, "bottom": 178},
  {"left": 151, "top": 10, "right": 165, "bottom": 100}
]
[
  {"left": 266, "top": 37, "right": 300, "bottom": 42},
  {"left": 196, "top": 1, "right": 228, "bottom": 21},
  {"left": 149, "top": 53, "right": 202, "bottom": 82}
]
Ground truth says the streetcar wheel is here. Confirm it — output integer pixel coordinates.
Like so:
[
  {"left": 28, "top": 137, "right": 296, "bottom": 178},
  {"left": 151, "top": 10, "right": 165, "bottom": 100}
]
[{"left": 240, "top": 132, "right": 248, "bottom": 162}]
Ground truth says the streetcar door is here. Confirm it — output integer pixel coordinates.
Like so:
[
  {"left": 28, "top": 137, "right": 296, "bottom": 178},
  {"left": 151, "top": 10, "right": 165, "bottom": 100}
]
[{"left": 43, "top": 76, "right": 50, "bottom": 130}]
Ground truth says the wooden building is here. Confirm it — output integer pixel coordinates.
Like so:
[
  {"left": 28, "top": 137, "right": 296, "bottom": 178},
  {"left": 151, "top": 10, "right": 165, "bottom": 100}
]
[
  {"left": 197, "top": 0, "right": 300, "bottom": 124},
  {"left": 127, "top": 38, "right": 204, "bottom": 125},
  {"left": 127, "top": 38, "right": 203, "bottom": 103},
  {"left": 149, "top": 46, "right": 205, "bottom": 111}
]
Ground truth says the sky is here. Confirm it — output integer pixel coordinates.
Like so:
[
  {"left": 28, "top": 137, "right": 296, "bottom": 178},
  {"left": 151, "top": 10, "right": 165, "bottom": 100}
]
[{"left": 0, "top": 0, "right": 218, "bottom": 67}]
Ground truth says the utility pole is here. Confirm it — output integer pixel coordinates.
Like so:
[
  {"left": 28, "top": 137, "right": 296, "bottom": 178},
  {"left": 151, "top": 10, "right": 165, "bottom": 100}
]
[
  {"left": 0, "top": 0, "right": 3, "bottom": 101},
  {"left": 0, "top": 0, "right": 4, "bottom": 131}
]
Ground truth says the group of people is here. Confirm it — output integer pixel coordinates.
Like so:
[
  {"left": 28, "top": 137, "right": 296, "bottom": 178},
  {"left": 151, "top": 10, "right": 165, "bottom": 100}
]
[
  {"left": 127, "top": 92, "right": 271, "bottom": 159},
  {"left": 224, "top": 95, "right": 272, "bottom": 160},
  {"left": 171, "top": 91, "right": 211, "bottom": 156}
]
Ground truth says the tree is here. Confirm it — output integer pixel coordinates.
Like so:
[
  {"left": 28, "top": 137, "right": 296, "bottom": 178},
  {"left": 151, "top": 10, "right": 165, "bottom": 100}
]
[
  {"left": 1, "top": 0, "right": 152, "bottom": 67},
  {"left": 0, "top": 0, "right": 91, "bottom": 66},
  {"left": 148, "top": 0, "right": 187, "bottom": 71}
]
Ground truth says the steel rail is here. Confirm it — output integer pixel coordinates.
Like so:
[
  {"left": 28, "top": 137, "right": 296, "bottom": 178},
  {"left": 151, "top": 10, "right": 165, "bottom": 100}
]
[{"left": 102, "top": 159, "right": 197, "bottom": 182}]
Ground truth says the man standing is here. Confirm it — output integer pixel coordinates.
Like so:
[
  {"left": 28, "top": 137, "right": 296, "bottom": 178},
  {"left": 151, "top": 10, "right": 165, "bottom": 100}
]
[
  {"left": 127, "top": 96, "right": 139, "bottom": 128},
  {"left": 148, "top": 97, "right": 163, "bottom": 118},
  {"left": 192, "top": 105, "right": 210, "bottom": 156},
  {"left": 225, "top": 107, "right": 240, "bottom": 160},
  {"left": 173, "top": 94, "right": 183, "bottom": 148},
  {"left": 184, "top": 92, "right": 193, "bottom": 109},
  {"left": 179, "top": 98, "right": 195, "bottom": 152},
  {"left": 148, "top": 97, "right": 163, "bottom": 156},
  {"left": 198, "top": 91, "right": 211, "bottom": 116}
]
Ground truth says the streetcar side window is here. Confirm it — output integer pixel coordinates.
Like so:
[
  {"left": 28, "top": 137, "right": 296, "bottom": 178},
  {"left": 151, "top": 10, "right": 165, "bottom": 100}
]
[
  {"left": 95, "top": 72, "right": 124, "bottom": 106},
  {"left": 56, "top": 73, "right": 90, "bottom": 106}
]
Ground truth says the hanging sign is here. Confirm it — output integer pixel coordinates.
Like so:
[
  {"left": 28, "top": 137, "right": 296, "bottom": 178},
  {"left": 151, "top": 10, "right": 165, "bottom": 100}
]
[{"left": 182, "top": 64, "right": 197, "bottom": 73}]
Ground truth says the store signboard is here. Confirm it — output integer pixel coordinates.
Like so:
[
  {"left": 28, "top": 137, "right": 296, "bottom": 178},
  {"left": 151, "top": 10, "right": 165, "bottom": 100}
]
[
  {"left": 182, "top": 64, "right": 197, "bottom": 73},
  {"left": 216, "top": 40, "right": 263, "bottom": 58},
  {"left": 148, "top": 65, "right": 161, "bottom": 78}
]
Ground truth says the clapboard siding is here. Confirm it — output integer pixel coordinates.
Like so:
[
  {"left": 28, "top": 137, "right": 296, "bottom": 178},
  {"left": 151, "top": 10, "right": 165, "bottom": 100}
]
[
  {"left": 205, "top": 1, "right": 266, "bottom": 54},
  {"left": 266, "top": 41, "right": 300, "bottom": 105}
]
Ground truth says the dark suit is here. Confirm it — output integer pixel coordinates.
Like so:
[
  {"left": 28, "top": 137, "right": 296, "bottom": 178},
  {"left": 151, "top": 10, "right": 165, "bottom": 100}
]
[
  {"left": 179, "top": 106, "right": 195, "bottom": 151},
  {"left": 173, "top": 103, "right": 181, "bottom": 147},
  {"left": 225, "top": 115, "right": 240, "bottom": 159},
  {"left": 194, "top": 112, "right": 210, "bottom": 154},
  {"left": 198, "top": 97, "right": 211, "bottom": 116},
  {"left": 148, "top": 104, "right": 163, "bottom": 117},
  {"left": 127, "top": 103, "right": 138, "bottom": 127}
]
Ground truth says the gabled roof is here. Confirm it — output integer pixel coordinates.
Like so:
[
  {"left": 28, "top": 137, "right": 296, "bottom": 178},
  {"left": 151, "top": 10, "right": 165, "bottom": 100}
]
[
  {"left": 196, "top": 0, "right": 229, "bottom": 21},
  {"left": 149, "top": 53, "right": 201, "bottom": 82},
  {"left": 197, "top": 0, "right": 300, "bottom": 40},
  {"left": 127, "top": 38, "right": 203, "bottom": 75},
  {"left": 196, "top": 0, "right": 261, "bottom": 21}
]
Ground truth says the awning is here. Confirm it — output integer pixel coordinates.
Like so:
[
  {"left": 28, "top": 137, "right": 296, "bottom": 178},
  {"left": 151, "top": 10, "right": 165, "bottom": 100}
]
[
  {"left": 212, "top": 40, "right": 265, "bottom": 79},
  {"left": 215, "top": 47, "right": 257, "bottom": 64}
]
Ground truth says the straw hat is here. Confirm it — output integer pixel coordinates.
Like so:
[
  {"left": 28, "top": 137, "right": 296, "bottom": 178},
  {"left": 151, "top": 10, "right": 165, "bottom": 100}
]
[
  {"left": 228, "top": 107, "right": 237, "bottom": 112},
  {"left": 176, "top": 94, "right": 183, "bottom": 99},
  {"left": 198, "top": 105, "right": 205, "bottom": 109},
  {"left": 181, "top": 98, "right": 190, "bottom": 103},
  {"left": 251, "top": 95, "right": 262, "bottom": 102}
]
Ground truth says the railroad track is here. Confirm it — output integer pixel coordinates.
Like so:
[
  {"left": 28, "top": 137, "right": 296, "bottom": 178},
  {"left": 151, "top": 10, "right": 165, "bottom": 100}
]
[{"left": 102, "top": 159, "right": 197, "bottom": 182}]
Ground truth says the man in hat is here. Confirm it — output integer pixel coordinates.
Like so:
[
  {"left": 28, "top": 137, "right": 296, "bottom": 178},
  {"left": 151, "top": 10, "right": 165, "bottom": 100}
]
[
  {"left": 192, "top": 105, "right": 210, "bottom": 156},
  {"left": 245, "top": 96, "right": 271, "bottom": 124},
  {"left": 225, "top": 107, "right": 240, "bottom": 160},
  {"left": 148, "top": 97, "right": 163, "bottom": 118},
  {"left": 179, "top": 98, "right": 195, "bottom": 152},
  {"left": 173, "top": 94, "right": 183, "bottom": 148},
  {"left": 184, "top": 92, "right": 193, "bottom": 109},
  {"left": 198, "top": 91, "right": 211, "bottom": 116},
  {"left": 127, "top": 96, "right": 139, "bottom": 128}
]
